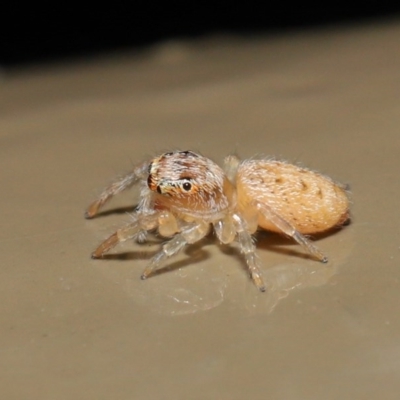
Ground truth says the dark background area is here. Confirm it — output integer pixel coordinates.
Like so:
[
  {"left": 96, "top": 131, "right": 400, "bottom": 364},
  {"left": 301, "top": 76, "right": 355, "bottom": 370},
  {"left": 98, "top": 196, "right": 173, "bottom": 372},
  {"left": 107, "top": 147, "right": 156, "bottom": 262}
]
[{"left": 2, "top": 3, "right": 399, "bottom": 67}]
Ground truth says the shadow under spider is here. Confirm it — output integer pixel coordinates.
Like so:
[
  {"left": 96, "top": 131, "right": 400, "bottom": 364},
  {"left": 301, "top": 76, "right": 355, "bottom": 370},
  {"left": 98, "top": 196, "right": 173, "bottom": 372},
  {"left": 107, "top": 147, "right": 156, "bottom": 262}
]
[
  {"left": 214, "top": 223, "right": 350, "bottom": 268},
  {"left": 253, "top": 224, "right": 349, "bottom": 261}
]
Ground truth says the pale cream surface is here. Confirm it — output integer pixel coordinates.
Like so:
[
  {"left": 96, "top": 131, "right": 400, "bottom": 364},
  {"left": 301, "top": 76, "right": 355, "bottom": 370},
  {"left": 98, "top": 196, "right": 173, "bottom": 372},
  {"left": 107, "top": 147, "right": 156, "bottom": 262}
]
[{"left": 1, "top": 19, "right": 400, "bottom": 399}]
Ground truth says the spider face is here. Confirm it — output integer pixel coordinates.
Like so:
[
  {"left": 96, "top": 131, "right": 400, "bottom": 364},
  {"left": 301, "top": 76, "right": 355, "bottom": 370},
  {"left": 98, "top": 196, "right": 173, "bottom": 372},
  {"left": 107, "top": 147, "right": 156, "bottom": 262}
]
[{"left": 146, "top": 151, "right": 232, "bottom": 217}]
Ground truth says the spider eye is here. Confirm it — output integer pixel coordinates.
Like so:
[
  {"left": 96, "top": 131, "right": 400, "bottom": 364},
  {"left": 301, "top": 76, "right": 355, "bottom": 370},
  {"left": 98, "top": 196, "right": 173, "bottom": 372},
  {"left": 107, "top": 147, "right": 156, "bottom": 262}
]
[
  {"left": 182, "top": 182, "right": 192, "bottom": 191},
  {"left": 180, "top": 150, "right": 197, "bottom": 157}
]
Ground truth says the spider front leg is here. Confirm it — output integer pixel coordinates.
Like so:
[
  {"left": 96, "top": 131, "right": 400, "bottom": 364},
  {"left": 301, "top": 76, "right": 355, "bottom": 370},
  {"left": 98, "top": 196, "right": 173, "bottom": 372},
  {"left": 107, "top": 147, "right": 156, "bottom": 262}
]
[
  {"left": 91, "top": 213, "right": 160, "bottom": 258},
  {"left": 254, "top": 201, "right": 328, "bottom": 263},
  {"left": 85, "top": 161, "right": 148, "bottom": 219},
  {"left": 141, "top": 221, "right": 210, "bottom": 280}
]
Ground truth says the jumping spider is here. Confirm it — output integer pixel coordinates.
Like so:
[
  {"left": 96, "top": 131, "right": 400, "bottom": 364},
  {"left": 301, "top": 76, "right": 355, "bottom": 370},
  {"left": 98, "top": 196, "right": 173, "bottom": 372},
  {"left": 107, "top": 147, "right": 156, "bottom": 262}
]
[{"left": 85, "top": 150, "right": 350, "bottom": 292}]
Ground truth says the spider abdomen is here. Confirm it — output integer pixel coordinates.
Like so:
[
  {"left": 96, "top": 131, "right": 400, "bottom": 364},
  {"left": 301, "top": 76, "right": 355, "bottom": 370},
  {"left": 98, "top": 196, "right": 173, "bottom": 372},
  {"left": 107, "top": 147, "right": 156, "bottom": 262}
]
[{"left": 236, "top": 160, "right": 349, "bottom": 234}]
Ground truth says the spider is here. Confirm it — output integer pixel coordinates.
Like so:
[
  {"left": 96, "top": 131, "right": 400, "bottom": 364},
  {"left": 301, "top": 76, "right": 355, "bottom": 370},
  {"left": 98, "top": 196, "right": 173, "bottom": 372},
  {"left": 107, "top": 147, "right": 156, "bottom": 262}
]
[{"left": 85, "top": 150, "right": 350, "bottom": 292}]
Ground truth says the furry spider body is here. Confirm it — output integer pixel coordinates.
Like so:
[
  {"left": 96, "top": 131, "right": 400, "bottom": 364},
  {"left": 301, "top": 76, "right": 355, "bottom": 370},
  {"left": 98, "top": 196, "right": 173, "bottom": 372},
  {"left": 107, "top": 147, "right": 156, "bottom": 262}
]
[{"left": 85, "top": 150, "right": 349, "bottom": 292}]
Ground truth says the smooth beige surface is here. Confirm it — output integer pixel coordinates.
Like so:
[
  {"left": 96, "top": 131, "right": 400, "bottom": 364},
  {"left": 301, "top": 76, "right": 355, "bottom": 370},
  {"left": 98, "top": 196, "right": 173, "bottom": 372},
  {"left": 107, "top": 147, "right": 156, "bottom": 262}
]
[{"left": 1, "top": 20, "right": 400, "bottom": 399}]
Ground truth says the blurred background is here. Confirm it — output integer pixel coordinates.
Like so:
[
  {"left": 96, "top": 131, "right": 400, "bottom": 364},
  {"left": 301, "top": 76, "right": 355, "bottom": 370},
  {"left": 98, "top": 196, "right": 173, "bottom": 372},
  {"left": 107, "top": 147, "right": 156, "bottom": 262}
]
[
  {"left": 3, "top": 3, "right": 399, "bottom": 67},
  {"left": 2, "top": 3, "right": 400, "bottom": 400}
]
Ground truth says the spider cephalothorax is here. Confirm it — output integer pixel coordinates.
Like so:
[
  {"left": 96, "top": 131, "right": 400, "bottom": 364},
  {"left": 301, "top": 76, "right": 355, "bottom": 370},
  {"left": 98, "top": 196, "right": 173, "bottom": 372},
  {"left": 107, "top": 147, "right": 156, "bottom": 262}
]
[{"left": 147, "top": 150, "right": 233, "bottom": 219}]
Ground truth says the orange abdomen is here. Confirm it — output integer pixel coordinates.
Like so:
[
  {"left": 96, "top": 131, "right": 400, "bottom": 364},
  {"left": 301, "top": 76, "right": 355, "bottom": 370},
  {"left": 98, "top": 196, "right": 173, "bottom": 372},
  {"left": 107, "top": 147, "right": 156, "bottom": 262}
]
[{"left": 236, "top": 160, "right": 349, "bottom": 234}]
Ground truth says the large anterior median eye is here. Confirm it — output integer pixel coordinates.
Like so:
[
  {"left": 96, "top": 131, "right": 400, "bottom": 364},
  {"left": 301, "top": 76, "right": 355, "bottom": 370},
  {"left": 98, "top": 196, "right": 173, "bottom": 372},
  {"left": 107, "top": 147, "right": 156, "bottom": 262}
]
[
  {"left": 182, "top": 181, "right": 192, "bottom": 191},
  {"left": 180, "top": 177, "right": 193, "bottom": 192}
]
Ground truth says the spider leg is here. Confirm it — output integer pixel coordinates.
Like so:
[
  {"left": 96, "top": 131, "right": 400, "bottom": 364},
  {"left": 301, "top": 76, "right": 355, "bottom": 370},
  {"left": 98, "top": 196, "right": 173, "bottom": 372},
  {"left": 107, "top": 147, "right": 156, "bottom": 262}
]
[
  {"left": 91, "top": 213, "right": 159, "bottom": 258},
  {"left": 254, "top": 201, "right": 328, "bottom": 263},
  {"left": 85, "top": 161, "right": 148, "bottom": 219},
  {"left": 223, "top": 154, "right": 241, "bottom": 182},
  {"left": 141, "top": 221, "right": 210, "bottom": 280},
  {"left": 232, "top": 214, "right": 266, "bottom": 292}
]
